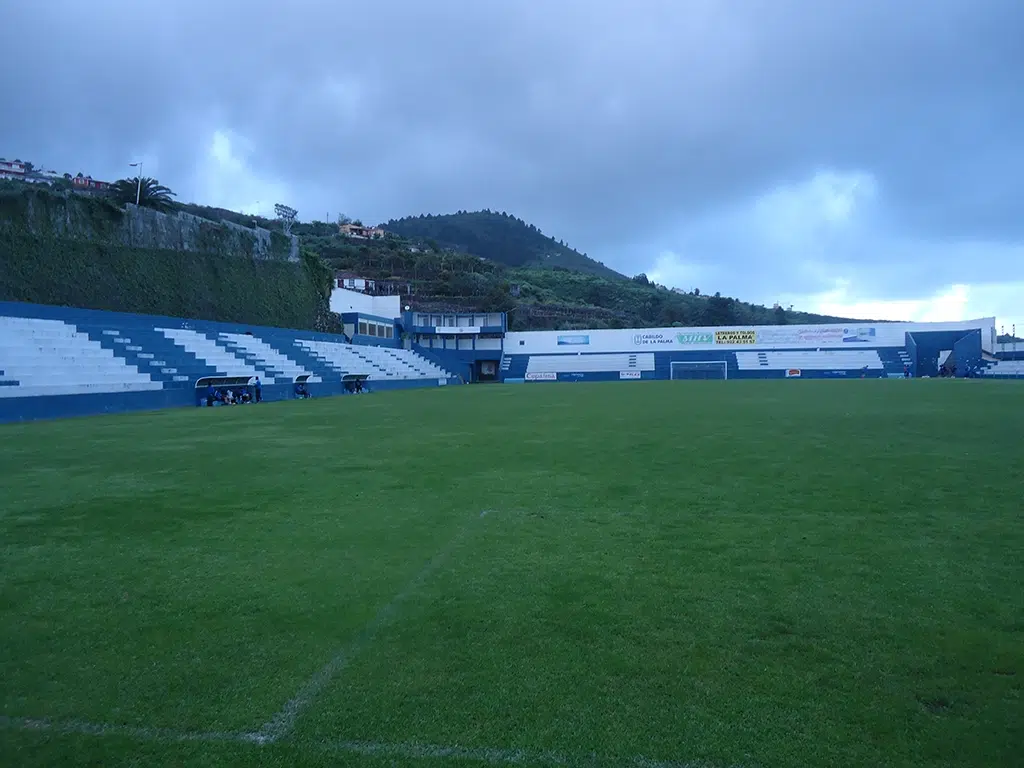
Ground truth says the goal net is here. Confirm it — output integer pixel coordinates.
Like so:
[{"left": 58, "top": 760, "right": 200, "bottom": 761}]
[{"left": 670, "top": 360, "right": 728, "bottom": 380}]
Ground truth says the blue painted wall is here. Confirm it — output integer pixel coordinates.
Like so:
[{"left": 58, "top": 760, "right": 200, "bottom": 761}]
[
  {"left": 907, "top": 330, "right": 976, "bottom": 376},
  {"left": 905, "top": 333, "right": 918, "bottom": 376},
  {"left": 0, "top": 376, "right": 457, "bottom": 424},
  {"left": 952, "top": 329, "right": 983, "bottom": 375},
  {"left": 347, "top": 333, "right": 401, "bottom": 348},
  {"left": 413, "top": 345, "right": 501, "bottom": 382},
  {"left": 341, "top": 311, "right": 401, "bottom": 348}
]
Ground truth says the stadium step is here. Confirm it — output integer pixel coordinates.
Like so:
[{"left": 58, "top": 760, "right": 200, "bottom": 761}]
[{"left": 79, "top": 324, "right": 219, "bottom": 385}]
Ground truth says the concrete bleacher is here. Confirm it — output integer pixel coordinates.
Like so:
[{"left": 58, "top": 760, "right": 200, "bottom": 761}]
[
  {"left": 735, "top": 349, "right": 884, "bottom": 372},
  {"left": 876, "top": 348, "right": 913, "bottom": 377},
  {"left": 218, "top": 332, "right": 320, "bottom": 383},
  {"left": 158, "top": 328, "right": 269, "bottom": 382},
  {"left": 0, "top": 316, "right": 162, "bottom": 398},
  {"left": 982, "top": 359, "right": 1024, "bottom": 377},
  {"left": 296, "top": 339, "right": 448, "bottom": 380},
  {"left": 0, "top": 302, "right": 457, "bottom": 421}
]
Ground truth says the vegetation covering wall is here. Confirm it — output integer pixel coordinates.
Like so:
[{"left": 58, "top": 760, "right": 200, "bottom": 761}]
[
  {"left": 1, "top": 185, "right": 297, "bottom": 260},
  {"left": 0, "top": 186, "right": 336, "bottom": 331}
]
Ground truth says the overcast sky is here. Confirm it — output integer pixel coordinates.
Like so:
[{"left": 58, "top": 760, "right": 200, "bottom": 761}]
[{"left": 3, "top": 0, "right": 1022, "bottom": 330}]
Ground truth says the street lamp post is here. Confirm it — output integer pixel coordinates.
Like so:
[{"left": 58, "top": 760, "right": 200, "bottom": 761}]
[
  {"left": 1014, "top": 324, "right": 1018, "bottom": 378},
  {"left": 129, "top": 162, "right": 143, "bottom": 205}
]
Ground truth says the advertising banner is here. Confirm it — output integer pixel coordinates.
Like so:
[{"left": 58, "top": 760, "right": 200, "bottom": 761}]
[
  {"left": 439, "top": 326, "right": 481, "bottom": 335},
  {"left": 715, "top": 329, "right": 757, "bottom": 345},
  {"left": 757, "top": 326, "right": 847, "bottom": 345},
  {"left": 557, "top": 334, "right": 590, "bottom": 346},
  {"left": 632, "top": 332, "right": 676, "bottom": 346},
  {"left": 525, "top": 372, "right": 557, "bottom": 381},
  {"left": 842, "top": 327, "right": 877, "bottom": 343},
  {"left": 785, "top": 369, "right": 801, "bottom": 378},
  {"left": 619, "top": 371, "right": 642, "bottom": 379},
  {"left": 676, "top": 332, "right": 714, "bottom": 345}
]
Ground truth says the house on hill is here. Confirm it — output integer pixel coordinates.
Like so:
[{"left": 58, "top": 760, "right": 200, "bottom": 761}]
[
  {"left": 66, "top": 172, "right": 112, "bottom": 193},
  {"left": 336, "top": 271, "right": 375, "bottom": 293},
  {"left": 339, "top": 223, "right": 386, "bottom": 240},
  {"left": 0, "top": 158, "right": 28, "bottom": 180},
  {"left": 0, "top": 159, "right": 61, "bottom": 186},
  {"left": 335, "top": 271, "right": 411, "bottom": 297}
]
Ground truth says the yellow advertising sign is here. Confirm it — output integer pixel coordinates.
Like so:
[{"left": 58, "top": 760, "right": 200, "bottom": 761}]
[{"left": 714, "top": 329, "right": 757, "bottom": 345}]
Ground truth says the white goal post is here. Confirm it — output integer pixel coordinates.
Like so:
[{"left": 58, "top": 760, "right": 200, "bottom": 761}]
[{"left": 670, "top": 360, "right": 728, "bottom": 380}]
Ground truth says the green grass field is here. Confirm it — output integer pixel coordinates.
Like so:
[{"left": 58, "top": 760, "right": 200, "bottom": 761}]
[{"left": 2, "top": 380, "right": 1022, "bottom": 767}]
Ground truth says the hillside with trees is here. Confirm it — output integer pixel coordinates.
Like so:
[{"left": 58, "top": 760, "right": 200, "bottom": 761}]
[
  {"left": 384, "top": 211, "right": 624, "bottom": 280},
  {"left": 311, "top": 228, "right": 855, "bottom": 331}
]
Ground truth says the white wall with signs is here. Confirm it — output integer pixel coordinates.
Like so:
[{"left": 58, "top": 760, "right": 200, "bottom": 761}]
[{"left": 505, "top": 318, "right": 996, "bottom": 355}]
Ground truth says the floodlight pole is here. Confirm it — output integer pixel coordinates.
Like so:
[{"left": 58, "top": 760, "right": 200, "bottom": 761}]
[
  {"left": 274, "top": 203, "right": 298, "bottom": 237},
  {"left": 129, "top": 161, "right": 143, "bottom": 205}
]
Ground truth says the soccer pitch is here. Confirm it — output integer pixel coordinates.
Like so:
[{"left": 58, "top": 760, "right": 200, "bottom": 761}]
[{"left": 2, "top": 381, "right": 1021, "bottom": 767}]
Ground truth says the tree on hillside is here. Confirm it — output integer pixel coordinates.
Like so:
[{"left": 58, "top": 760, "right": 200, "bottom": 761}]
[
  {"left": 109, "top": 176, "right": 177, "bottom": 211},
  {"left": 705, "top": 294, "right": 736, "bottom": 325}
]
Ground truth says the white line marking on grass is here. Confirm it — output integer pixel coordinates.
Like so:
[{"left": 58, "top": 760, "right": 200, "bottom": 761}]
[
  {"left": 328, "top": 739, "right": 567, "bottom": 764},
  {"left": 0, "top": 715, "right": 245, "bottom": 744},
  {"left": 253, "top": 519, "right": 479, "bottom": 742},
  {"left": 325, "top": 739, "right": 726, "bottom": 766},
  {"left": 0, "top": 717, "right": 746, "bottom": 767}
]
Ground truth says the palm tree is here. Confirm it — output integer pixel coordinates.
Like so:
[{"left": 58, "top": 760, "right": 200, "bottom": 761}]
[{"left": 110, "top": 176, "right": 177, "bottom": 211}]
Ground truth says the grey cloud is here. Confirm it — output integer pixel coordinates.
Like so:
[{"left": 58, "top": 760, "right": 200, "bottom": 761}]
[{"left": 2, "top": 0, "right": 1022, "bottom": 304}]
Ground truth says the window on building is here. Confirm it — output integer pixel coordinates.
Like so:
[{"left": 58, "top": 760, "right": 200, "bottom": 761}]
[{"left": 358, "top": 321, "right": 368, "bottom": 335}]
